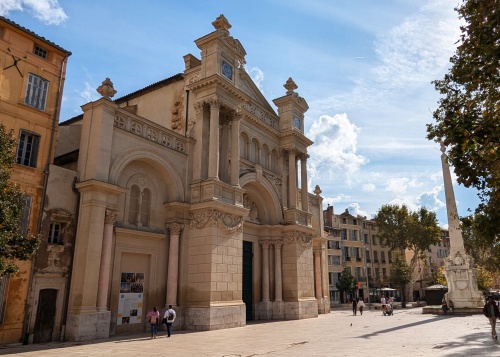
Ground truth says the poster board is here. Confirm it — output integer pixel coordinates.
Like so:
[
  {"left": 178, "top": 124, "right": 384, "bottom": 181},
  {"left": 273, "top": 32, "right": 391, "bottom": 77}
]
[{"left": 117, "top": 272, "right": 144, "bottom": 325}]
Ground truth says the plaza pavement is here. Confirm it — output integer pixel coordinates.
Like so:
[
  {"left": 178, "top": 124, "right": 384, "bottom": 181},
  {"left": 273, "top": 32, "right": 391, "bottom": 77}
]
[{"left": 1, "top": 306, "right": 499, "bottom": 357}]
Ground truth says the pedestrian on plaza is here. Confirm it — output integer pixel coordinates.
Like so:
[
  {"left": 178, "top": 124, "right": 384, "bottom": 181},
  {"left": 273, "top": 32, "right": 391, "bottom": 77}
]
[
  {"left": 483, "top": 296, "right": 500, "bottom": 340},
  {"left": 357, "top": 298, "right": 365, "bottom": 315},
  {"left": 352, "top": 298, "right": 358, "bottom": 315},
  {"left": 164, "top": 304, "right": 177, "bottom": 337},
  {"left": 448, "top": 299, "right": 454, "bottom": 313},
  {"left": 146, "top": 307, "right": 160, "bottom": 339},
  {"left": 380, "top": 296, "right": 386, "bottom": 315},
  {"left": 441, "top": 296, "right": 448, "bottom": 315}
]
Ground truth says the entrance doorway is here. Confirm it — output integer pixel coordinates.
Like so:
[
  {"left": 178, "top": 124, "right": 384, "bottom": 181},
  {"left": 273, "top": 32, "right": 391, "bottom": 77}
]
[
  {"left": 242, "top": 241, "right": 253, "bottom": 321},
  {"left": 33, "top": 289, "right": 57, "bottom": 343}
]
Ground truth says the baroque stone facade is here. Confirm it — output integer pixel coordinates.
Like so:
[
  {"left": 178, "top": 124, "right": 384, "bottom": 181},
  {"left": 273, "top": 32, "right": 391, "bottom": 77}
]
[{"left": 48, "top": 15, "right": 328, "bottom": 341}]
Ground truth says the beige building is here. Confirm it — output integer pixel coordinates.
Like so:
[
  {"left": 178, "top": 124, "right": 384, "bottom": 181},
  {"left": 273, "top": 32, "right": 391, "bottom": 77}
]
[
  {"left": 42, "top": 15, "right": 329, "bottom": 342},
  {"left": 0, "top": 16, "right": 71, "bottom": 343},
  {"left": 408, "top": 229, "right": 450, "bottom": 300},
  {"left": 324, "top": 206, "right": 394, "bottom": 304}
]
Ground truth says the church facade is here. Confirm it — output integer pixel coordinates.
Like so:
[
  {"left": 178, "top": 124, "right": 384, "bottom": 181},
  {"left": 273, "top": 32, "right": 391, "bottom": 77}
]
[{"left": 44, "top": 15, "right": 329, "bottom": 342}]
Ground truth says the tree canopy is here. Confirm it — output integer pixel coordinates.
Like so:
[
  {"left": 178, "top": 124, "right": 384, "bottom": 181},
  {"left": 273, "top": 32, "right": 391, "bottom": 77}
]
[
  {"left": 389, "top": 250, "right": 411, "bottom": 307},
  {"left": 0, "top": 124, "right": 39, "bottom": 276},
  {"left": 427, "top": 0, "right": 500, "bottom": 213},
  {"left": 336, "top": 267, "right": 357, "bottom": 303},
  {"left": 374, "top": 204, "right": 441, "bottom": 301}
]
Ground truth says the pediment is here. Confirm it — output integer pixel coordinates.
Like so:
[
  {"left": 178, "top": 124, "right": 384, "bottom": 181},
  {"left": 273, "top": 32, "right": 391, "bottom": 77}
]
[{"left": 237, "top": 70, "right": 276, "bottom": 115}]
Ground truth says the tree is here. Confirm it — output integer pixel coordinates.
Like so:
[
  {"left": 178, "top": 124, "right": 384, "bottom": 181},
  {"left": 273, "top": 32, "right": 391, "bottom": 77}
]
[
  {"left": 427, "top": 0, "right": 500, "bottom": 224},
  {"left": 0, "top": 124, "right": 39, "bottom": 276},
  {"left": 476, "top": 265, "right": 493, "bottom": 295},
  {"left": 427, "top": 264, "right": 447, "bottom": 287},
  {"left": 461, "top": 211, "right": 500, "bottom": 274},
  {"left": 336, "top": 267, "right": 357, "bottom": 303},
  {"left": 374, "top": 204, "right": 441, "bottom": 302},
  {"left": 390, "top": 251, "right": 411, "bottom": 307}
]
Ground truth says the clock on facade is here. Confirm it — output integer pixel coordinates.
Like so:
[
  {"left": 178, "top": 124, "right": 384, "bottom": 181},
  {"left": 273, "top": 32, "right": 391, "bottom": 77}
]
[
  {"left": 293, "top": 115, "right": 301, "bottom": 129},
  {"left": 222, "top": 61, "right": 233, "bottom": 80}
]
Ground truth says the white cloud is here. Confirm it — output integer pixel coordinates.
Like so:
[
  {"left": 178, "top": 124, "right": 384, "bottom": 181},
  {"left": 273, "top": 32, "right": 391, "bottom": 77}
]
[
  {"left": 322, "top": 194, "right": 350, "bottom": 208},
  {"left": 0, "top": 0, "right": 67, "bottom": 25},
  {"left": 76, "top": 82, "right": 99, "bottom": 104},
  {"left": 385, "top": 177, "right": 421, "bottom": 194},
  {"left": 347, "top": 203, "right": 370, "bottom": 218},
  {"left": 307, "top": 113, "right": 368, "bottom": 185},
  {"left": 249, "top": 67, "right": 264, "bottom": 93},
  {"left": 362, "top": 183, "right": 375, "bottom": 192}
]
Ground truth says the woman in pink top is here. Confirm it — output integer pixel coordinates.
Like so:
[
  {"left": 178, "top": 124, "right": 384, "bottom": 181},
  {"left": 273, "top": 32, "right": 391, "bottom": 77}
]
[{"left": 146, "top": 307, "right": 160, "bottom": 339}]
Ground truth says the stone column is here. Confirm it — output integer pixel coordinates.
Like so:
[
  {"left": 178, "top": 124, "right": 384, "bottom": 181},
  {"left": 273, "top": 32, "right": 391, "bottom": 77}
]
[
  {"left": 260, "top": 240, "right": 271, "bottom": 302},
  {"left": 208, "top": 98, "right": 221, "bottom": 180},
  {"left": 96, "top": 210, "right": 117, "bottom": 312},
  {"left": 288, "top": 148, "right": 297, "bottom": 208},
  {"left": 230, "top": 110, "right": 241, "bottom": 186},
  {"left": 192, "top": 102, "right": 204, "bottom": 182},
  {"left": 272, "top": 240, "right": 284, "bottom": 302},
  {"left": 166, "top": 223, "right": 183, "bottom": 307},
  {"left": 314, "top": 247, "right": 323, "bottom": 300},
  {"left": 300, "top": 154, "right": 309, "bottom": 212}
]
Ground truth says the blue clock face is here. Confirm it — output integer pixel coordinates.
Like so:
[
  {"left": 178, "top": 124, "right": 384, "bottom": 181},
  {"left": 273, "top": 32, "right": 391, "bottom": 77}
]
[
  {"left": 222, "top": 62, "right": 233, "bottom": 80},
  {"left": 294, "top": 116, "right": 301, "bottom": 129}
]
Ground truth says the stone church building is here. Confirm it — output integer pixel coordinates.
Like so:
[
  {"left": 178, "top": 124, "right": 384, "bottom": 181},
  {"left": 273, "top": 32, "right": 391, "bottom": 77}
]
[{"left": 39, "top": 15, "right": 329, "bottom": 341}]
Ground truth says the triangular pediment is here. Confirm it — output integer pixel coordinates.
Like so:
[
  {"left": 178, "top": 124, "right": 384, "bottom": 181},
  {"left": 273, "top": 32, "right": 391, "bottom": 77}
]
[{"left": 237, "top": 70, "right": 276, "bottom": 115}]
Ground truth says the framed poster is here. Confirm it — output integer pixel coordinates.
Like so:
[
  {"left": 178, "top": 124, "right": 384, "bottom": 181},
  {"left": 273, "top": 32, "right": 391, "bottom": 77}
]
[{"left": 117, "top": 272, "right": 144, "bottom": 325}]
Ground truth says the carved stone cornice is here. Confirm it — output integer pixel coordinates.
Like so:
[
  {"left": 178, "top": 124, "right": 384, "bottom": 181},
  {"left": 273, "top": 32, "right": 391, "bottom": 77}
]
[
  {"left": 283, "top": 231, "right": 313, "bottom": 247},
  {"left": 189, "top": 209, "right": 243, "bottom": 234},
  {"left": 166, "top": 223, "right": 184, "bottom": 235},
  {"left": 104, "top": 210, "right": 118, "bottom": 225}
]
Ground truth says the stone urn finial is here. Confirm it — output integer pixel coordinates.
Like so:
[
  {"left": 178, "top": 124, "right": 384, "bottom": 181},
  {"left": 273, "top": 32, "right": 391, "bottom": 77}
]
[
  {"left": 284, "top": 77, "right": 298, "bottom": 95},
  {"left": 212, "top": 14, "right": 231, "bottom": 31},
  {"left": 97, "top": 77, "right": 117, "bottom": 99},
  {"left": 314, "top": 185, "right": 322, "bottom": 196}
]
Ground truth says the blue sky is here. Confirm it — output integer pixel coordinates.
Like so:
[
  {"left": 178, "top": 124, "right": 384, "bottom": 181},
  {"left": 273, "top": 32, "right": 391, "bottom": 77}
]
[{"left": 1, "top": 0, "right": 480, "bottom": 227}]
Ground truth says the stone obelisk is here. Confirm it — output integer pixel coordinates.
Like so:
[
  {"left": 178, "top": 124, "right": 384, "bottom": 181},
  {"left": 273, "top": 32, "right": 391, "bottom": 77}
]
[{"left": 440, "top": 143, "right": 483, "bottom": 309}]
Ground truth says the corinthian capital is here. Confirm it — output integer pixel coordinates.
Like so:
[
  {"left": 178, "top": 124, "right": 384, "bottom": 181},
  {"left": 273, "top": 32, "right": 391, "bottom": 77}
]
[
  {"left": 105, "top": 209, "right": 118, "bottom": 225},
  {"left": 167, "top": 223, "right": 184, "bottom": 235}
]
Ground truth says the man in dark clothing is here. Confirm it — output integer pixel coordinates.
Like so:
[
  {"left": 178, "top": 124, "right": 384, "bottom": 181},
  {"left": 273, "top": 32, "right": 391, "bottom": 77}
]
[
  {"left": 352, "top": 298, "right": 357, "bottom": 316},
  {"left": 483, "top": 296, "right": 500, "bottom": 340}
]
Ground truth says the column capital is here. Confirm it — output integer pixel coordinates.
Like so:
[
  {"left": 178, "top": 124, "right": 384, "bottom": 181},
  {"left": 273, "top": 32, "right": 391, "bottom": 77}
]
[
  {"left": 232, "top": 108, "right": 243, "bottom": 121},
  {"left": 271, "top": 240, "right": 284, "bottom": 249},
  {"left": 208, "top": 96, "right": 222, "bottom": 109},
  {"left": 299, "top": 153, "right": 310, "bottom": 161},
  {"left": 166, "top": 222, "right": 184, "bottom": 235},
  {"left": 104, "top": 209, "right": 118, "bottom": 225},
  {"left": 259, "top": 240, "right": 272, "bottom": 249}
]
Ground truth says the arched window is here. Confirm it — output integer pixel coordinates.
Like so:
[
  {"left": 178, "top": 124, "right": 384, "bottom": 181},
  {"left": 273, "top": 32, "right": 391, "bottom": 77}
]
[
  {"left": 127, "top": 183, "right": 152, "bottom": 228},
  {"left": 239, "top": 133, "right": 248, "bottom": 159},
  {"left": 128, "top": 185, "right": 140, "bottom": 225},
  {"left": 141, "top": 188, "right": 151, "bottom": 227},
  {"left": 271, "top": 149, "right": 278, "bottom": 172},
  {"left": 251, "top": 138, "right": 259, "bottom": 163},
  {"left": 262, "top": 144, "right": 270, "bottom": 169}
]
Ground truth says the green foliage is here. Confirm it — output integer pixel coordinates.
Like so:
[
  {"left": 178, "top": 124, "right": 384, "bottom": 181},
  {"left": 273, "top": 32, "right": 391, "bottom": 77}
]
[
  {"left": 461, "top": 210, "right": 500, "bottom": 274},
  {"left": 374, "top": 205, "right": 441, "bottom": 271},
  {"left": 427, "top": 265, "right": 447, "bottom": 286},
  {"left": 336, "top": 267, "right": 357, "bottom": 303},
  {"left": 427, "top": 0, "right": 500, "bottom": 223},
  {"left": 390, "top": 251, "right": 411, "bottom": 288},
  {"left": 0, "top": 124, "right": 39, "bottom": 276},
  {"left": 476, "top": 265, "right": 493, "bottom": 294}
]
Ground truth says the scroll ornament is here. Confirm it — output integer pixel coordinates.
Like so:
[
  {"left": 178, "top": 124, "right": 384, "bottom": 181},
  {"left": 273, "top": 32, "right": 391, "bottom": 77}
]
[{"left": 189, "top": 209, "right": 243, "bottom": 233}]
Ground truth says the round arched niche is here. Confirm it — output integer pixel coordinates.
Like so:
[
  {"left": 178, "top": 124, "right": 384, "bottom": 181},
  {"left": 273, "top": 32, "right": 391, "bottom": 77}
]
[{"left": 240, "top": 173, "right": 282, "bottom": 225}]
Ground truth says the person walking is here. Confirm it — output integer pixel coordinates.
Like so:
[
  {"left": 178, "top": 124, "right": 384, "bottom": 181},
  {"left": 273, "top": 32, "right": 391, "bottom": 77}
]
[
  {"left": 441, "top": 296, "right": 448, "bottom": 315},
  {"left": 146, "top": 307, "right": 160, "bottom": 339},
  {"left": 483, "top": 296, "right": 500, "bottom": 340},
  {"left": 380, "top": 296, "right": 386, "bottom": 315},
  {"left": 357, "top": 298, "right": 365, "bottom": 315},
  {"left": 164, "top": 304, "right": 177, "bottom": 337},
  {"left": 352, "top": 298, "right": 358, "bottom": 316}
]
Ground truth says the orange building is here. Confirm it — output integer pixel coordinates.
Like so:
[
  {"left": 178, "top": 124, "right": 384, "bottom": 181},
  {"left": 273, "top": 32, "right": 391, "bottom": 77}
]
[{"left": 0, "top": 15, "right": 70, "bottom": 343}]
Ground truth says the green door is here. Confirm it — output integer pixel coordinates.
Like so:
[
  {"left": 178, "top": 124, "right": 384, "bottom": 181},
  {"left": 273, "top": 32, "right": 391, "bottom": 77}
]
[{"left": 242, "top": 241, "right": 253, "bottom": 321}]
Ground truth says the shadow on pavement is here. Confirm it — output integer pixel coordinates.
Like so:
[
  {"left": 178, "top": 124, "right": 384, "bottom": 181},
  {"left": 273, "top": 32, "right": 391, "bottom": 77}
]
[
  {"left": 356, "top": 315, "right": 445, "bottom": 339},
  {"left": 435, "top": 331, "right": 500, "bottom": 356}
]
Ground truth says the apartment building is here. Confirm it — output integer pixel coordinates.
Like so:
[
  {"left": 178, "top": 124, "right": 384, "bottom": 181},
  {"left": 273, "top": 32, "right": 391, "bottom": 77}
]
[{"left": 0, "top": 16, "right": 70, "bottom": 344}]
